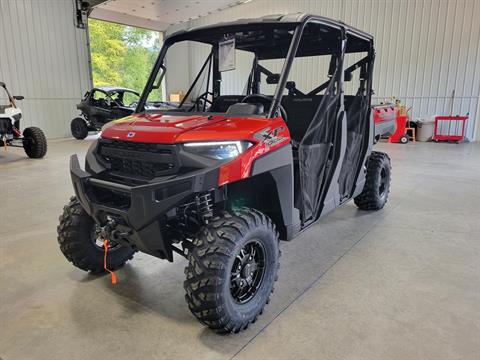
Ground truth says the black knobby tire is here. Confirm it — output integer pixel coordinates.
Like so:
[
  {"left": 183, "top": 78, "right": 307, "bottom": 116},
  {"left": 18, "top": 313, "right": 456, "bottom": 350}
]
[
  {"left": 57, "top": 196, "right": 135, "bottom": 273},
  {"left": 184, "top": 208, "right": 280, "bottom": 333},
  {"left": 71, "top": 117, "right": 89, "bottom": 140},
  {"left": 354, "top": 151, "right": 391, "bottom": 210},
  {"left": 22, "top": 127, "right": 47, "bottom": 158}
]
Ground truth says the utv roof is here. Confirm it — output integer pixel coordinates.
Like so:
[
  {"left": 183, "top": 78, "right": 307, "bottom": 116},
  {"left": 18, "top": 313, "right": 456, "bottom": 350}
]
[
  {"left": 94, "top": 87, "right": 139, "bottom": 95},
  {"left": 167, "top": 13, "right": 373, "bottom": 58}
]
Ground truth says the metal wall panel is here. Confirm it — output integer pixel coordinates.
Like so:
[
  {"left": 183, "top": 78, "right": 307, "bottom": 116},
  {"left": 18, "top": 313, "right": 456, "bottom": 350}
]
[
  {"left": 0, "top": 0, "right": 91, "bottom": 138},
  {"left": 166, "top": 0, "right": 480, "bottom": 140}
]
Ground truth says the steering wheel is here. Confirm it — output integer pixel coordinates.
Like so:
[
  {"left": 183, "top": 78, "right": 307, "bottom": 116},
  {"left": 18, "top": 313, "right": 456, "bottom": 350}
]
[
  {"left": 189, "top": 97, "right": 213, "bottom": 112},
  {"left": 241, "top": 94, "right": 288, "bottom": 122}
]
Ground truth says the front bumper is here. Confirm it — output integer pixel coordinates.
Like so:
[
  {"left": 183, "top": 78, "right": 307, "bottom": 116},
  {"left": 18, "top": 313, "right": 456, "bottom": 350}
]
[{"left": 70, "top": 154, "right": 219, "bottom": 260}]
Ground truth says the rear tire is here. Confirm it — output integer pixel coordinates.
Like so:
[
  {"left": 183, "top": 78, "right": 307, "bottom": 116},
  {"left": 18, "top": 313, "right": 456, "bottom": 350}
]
[
  {"left": 354, "top": 151, "right": 391, "bottom": 210},
  {"left": 399, "top": 135, "right": 409, "bottom": 144},
  {"left": 184, "top": 208, "right": 280, "bottom": 333},
  {"left": 71, "top": 117, "right": 89, "bottom": 140},
  {"left": 57, "top": 196, "right": 135, "bottom": 273},
  {"left": 22, "top": 127, "right": 47, "bottom": 158}
]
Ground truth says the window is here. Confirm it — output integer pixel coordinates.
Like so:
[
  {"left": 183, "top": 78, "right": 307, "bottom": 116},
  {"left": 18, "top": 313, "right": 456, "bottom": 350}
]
[
  {"left": 122, "top": 91, "right": 140, "bottom": 107},
  {"left": 88, "top": 18, "right": 162, "bottom": 97},
  {"left": 91, "top": 90, "right": 107, "bottom": 101}
]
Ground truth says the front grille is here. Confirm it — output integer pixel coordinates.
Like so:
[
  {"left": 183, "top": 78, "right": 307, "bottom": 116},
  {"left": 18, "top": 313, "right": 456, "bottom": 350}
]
[{"left": 98, "top": 139, "right": 179, "bottom": 179}]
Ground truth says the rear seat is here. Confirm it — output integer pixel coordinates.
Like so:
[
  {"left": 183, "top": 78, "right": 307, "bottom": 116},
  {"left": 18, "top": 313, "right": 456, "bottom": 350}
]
[{"left": 210, "top": 95, "right": 361, "bottom": 143}]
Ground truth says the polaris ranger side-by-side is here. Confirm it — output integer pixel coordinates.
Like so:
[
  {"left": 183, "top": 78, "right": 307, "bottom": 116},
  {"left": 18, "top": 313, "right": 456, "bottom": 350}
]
[{"left": 57, "top": 14, "right": 392, "bottom": 333}]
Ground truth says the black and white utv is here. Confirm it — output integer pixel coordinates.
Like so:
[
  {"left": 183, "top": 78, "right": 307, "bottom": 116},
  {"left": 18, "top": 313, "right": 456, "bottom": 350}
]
[{"left": 0, "top": 82, "right": 47, "bottom": 159}]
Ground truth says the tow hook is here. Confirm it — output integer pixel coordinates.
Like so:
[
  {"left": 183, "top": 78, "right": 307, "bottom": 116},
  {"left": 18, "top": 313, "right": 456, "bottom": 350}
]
[
  {"left": 99, "top": 216, "right": 117, "bottom": 241},
  {"left": 99, "top": 216, "right": 131, "bottom": 245},
  {"left": 98, "top": 216, "right": 131, "bottom": 285}
]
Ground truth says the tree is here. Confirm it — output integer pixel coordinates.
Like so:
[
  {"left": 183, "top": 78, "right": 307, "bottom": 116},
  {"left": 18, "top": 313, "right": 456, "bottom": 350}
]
[{"left": 88, "top": 19, "right": 160, "bottom": 94}]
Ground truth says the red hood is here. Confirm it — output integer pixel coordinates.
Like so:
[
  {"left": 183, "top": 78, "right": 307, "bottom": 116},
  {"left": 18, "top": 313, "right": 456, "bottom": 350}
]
[{"left": 101, "top": 113, "right": 276, "bottom": 143}]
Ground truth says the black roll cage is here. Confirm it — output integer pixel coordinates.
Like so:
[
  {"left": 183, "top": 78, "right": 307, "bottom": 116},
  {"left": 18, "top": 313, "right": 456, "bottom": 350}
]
[
  {"left": 136, "top": 14, "right": 374, "bottom": 118},
  {"left": 0, "top": 82, "right": 18, "bottom": 108}
]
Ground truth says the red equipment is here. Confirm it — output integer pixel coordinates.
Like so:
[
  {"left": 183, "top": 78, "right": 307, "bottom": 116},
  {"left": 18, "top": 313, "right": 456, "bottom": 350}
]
[
  {"left": 373, "top": 105, "right": 396, "bottom": 127},
  {"left": 388, "top": 114, "right": 409, "bottom": 144},
  {"left": 372, "top": 104, "right": 397, "bottom": 141},
  {"left": 372, "top": 104, "right": 411, "bottom": 144},
  {"left": 432, "top": 115, "right": 468, "bottom": 142}
]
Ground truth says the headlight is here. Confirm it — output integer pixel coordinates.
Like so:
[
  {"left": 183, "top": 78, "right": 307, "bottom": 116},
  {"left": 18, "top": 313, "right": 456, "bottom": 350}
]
[{"left": 183, "top": 141, "right": 253, "bottom": 160}]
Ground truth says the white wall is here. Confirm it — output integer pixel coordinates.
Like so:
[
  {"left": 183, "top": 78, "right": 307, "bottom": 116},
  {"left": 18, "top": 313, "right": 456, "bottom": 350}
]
[
  {"left": 0, "top": 0, "right": 91, "bottom": 138},
  {"left": 166, "top": 0, "right": 480, "bottom": 140}
]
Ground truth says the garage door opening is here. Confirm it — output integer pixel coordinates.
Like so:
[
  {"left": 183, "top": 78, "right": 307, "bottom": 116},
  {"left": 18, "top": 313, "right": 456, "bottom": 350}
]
[{"left": 88, "top": 18, "right": 163, "bottom": 99}]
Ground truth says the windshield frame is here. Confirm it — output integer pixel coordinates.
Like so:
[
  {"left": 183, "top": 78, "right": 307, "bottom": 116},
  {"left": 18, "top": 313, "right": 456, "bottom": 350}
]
[
  {"left": 136, "top": 15, "right": 366, "bottom": 117},
  {"left": 136, "top": 22, "right": 303, "bottom": 117}
]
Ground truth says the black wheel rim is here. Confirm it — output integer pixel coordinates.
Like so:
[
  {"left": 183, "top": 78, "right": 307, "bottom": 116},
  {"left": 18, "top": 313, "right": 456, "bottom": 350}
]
[
  {"left": 230, "top": 240, "right": 266, "bottom": 304},
  {"left": 379, "top": 167, "right": 388, "bottom": 197},
  {"left": 72, "top": 121, "right": 83, "bottom": 136}
]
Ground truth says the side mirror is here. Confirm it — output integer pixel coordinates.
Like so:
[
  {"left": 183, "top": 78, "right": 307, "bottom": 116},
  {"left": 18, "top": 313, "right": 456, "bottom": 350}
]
[
  {"left": 344, "top": 72, "right": 353, "bottom": 82},
  {"left": 13, "top": 95, "right": 24, "bottom": 100}
]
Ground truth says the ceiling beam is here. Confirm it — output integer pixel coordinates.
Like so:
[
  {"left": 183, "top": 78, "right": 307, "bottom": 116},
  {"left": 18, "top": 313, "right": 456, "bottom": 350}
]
[{"left": 89, "top": 7, "right": 167, "bottom": 31}]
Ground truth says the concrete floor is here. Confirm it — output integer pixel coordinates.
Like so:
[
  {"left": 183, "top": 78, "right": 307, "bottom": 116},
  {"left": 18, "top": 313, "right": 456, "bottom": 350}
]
[{"left": 0, "top": 137, "right": 479, "bottom": 360}]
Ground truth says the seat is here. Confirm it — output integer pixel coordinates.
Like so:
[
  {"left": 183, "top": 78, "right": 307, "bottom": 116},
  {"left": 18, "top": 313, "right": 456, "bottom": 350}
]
[
  {"left": 209, "top": 95, "right": 244, "bottom": 113},
  {"left": 226, "top": 103, "right": 264, "bottom": 115},
  {"left": 280, "top": 96, "right": 325, "bottom": 142}
]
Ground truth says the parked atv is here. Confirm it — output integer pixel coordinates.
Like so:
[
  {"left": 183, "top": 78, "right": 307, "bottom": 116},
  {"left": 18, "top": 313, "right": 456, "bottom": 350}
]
[
  {"left": 0, "top": 82, "right": 47, "bottom": 158},
  {"left": 58, "top": 14, "right": 392, "bottom": 333},
  {"left": 71, "top": 87, "right": 140, "bottom": 139}
]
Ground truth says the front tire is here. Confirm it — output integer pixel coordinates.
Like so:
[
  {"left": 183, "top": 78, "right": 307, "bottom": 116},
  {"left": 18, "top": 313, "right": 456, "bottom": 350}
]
[
  {"left": 354, "top": 151, "right": 391, "bottom": 210},
  {"left": 57, "top": 196, "right": 135, "bottom": 273},
  {"left": 22, "top": 127, "right": 47, "bottom": 158},
  {"left": 71, "top": 117, "right": 89, "bottom": 140},
  {"left": 184, "top": 208, "right": 280, "bottom": 333}
]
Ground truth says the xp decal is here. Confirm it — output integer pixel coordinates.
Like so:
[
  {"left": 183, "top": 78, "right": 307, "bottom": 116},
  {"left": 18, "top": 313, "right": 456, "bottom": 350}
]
[{"left": 254, "top": 126, "right": 288, "bottom": 147}]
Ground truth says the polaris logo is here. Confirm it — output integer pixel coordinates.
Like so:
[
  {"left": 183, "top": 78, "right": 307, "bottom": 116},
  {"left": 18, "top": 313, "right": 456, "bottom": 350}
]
[
  {"left": 127, "top": 132, "right": 135, "bottom": 138},
  {"left": 293, "top": 98, "right": 313, "bottom": 102}
]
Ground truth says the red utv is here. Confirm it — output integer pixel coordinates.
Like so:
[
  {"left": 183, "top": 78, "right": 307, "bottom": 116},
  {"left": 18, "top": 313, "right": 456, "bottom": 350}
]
[{"left": 57, "top": 14, "right": 392, "bottom": 333}]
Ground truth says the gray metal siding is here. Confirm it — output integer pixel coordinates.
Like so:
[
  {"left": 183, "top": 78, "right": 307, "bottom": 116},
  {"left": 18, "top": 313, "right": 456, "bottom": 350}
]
[
  {"left": 0, "top": 0, "right": 90, "bottom": 138},
  {"left": 167, "top": 0, "right": 480, "bottom": 140}
]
